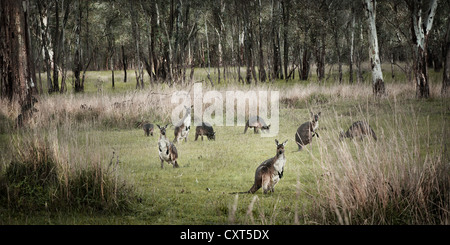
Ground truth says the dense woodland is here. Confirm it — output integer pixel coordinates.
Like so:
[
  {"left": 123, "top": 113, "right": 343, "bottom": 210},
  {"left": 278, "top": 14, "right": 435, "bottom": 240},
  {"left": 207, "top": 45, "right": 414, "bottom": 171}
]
[{"left": 1, "top": 0, "right": 450, "bottom": 124}]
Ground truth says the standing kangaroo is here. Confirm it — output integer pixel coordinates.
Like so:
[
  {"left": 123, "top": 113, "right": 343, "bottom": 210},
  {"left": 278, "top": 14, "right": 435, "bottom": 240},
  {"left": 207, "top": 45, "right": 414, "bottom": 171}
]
[
  {"left": 232, "top": 139, "right": 288, "bottom": 194},
  {"left": 174, "top": 105, "right": 192, "bottom": 143},
  {"left": 339, "top": 121, "right": 377, "bottom": 141},
  {"left": 295, "top": 112, "right": 321, "bottom": 151},
  {"left": 157, "top": 124, "right": 179, "bottom": 168}
]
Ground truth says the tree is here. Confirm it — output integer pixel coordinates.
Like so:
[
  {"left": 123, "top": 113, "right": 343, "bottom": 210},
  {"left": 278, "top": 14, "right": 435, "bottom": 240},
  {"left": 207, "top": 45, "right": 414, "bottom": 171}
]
[
  {"left": 73, "top": 0, "right": 83, "bottom": 92},
  {"left": 0, "top": 0, "right": 37, "bottom": 126},
  {"left": 363, "top": 0, "right": 385, "bottom": 96},
  {"left": 407, "top": 0, "right": 438, "bottom": 98},
  {"left": 442, "top": 16, "right": 450, "bottom": 96}
]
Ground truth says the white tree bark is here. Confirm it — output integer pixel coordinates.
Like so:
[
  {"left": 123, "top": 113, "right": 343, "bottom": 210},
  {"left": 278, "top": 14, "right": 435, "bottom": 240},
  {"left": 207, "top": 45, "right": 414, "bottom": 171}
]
[
  {"left": 363, "top": 0, "right": 385, "bottom": 95},
  {"left": 410, "top": 0, "right": 438, "bottom": 98}
]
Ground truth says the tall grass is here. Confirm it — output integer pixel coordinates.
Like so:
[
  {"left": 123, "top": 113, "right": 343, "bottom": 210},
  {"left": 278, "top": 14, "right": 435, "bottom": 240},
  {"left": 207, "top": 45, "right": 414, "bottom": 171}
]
[
  {"left": 0, "top": 71, "right": 448, "bottom": 224},
  {"left": 0, "top": 126, "right": 137, "bottom": 213},
  {"left": 308, "top": 99, "right": 449, "bottom": 225}
]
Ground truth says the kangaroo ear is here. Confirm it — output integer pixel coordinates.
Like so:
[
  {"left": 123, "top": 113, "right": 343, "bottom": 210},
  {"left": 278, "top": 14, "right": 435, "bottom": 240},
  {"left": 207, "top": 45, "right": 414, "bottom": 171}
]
[
  {"left": 275, "top": 139, "right": 279, "bottom": 145},
  {"left": 282, "top": 140, "right": 288, "bottom": 146},
  {"left": 157, "top": 124, "right": 161, "bottom": 129},
  {"left": 268, "top": 124, "right": 271, "bottom": 128},
  {"left": 318, "top": 112, "right": 321, "bottom": 116},
  {"left": 165, "top": 124, "right": 169, "bottom": 128}
]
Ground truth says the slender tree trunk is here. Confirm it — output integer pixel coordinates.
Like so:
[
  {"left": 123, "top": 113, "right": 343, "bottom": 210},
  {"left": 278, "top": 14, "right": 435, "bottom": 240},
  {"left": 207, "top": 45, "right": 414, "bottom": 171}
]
[
  {"left": 333, "top": 25, "right": 342, "bottom": 84},
  {"left": 130, "top": 3, "right": 143, "bottom": 89},
  {"left": 349, "top": 8, "right": 355, "bottom": 84},
  {"left": 121, "top": 45, "right": 127, "bottom": 83},
  {"left": 205, "top": 21, "right": 213, "bottom": 87},
  {"left": 36, "top": 1, "right": 53, "bottom": 93},
  {"left": 258, "top": 0, "right": 266, "bottom": 83},
  {"left": 150, "top": 0, "right": 158, "bottom": 82},
  {"left": 281, "top": 0, "right": 289, "bottom": 81},
  {"left": 59, "top": 0, "right": 70, "bottom": 94},
  {"left": 364, "top": 0, "right": 385, "bottom": 96},
  {"left": 271, "top": 0, "right": 281, "bottom": 80},
  {"left": 442, "top": 17, "right": 450, "bottom": 96},
  {"left": 74, "top": 0, "right": 83, "bottom": 92},
  {"left": 52, "top": 0, "right": 60, "bottom": 92},
  {"left": 316, "top": 33, "right": 326, "bottom": 82},
  {"left": 356, "top": 23, "right": 364, "bottom": 83}
]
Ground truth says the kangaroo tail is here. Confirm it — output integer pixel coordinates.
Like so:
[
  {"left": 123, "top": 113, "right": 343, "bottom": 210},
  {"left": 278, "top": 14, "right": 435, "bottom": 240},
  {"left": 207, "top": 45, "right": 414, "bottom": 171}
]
[
  {"left": 230, "top": 184, "right": 258, "bottom": 194},
  {"left": 229, "top": 191, "right": 250, "bottom": 194}
]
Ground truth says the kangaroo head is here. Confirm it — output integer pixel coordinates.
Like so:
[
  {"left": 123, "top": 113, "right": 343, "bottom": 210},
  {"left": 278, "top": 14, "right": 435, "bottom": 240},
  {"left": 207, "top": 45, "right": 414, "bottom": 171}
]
[
  {"left": 157, "top": 124, "right": 169, "bottom": 136},
  {"left": 209, "top": 131, "right": 216, "bottom": 140},
  {"left": 275, "top": 139, "right": 288, "bottom": 155},
  {"left": 184, "top": 105, "right": 192, "bottom": 116},
  {"left": 310, "top": 111, "right": 321, "bottom": 122}
]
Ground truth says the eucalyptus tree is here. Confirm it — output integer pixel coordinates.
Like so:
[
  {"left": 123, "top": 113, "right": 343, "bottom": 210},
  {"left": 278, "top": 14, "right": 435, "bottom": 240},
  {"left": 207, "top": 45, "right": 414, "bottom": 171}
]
[{"left": 363, "top": 0, "right": 385, "bottom": 96}]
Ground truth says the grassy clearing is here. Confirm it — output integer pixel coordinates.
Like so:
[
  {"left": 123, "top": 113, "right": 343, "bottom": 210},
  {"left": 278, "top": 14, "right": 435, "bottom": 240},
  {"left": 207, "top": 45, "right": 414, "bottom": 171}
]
[{"left": 0, "top": 68, "right": 448, "bottom": 225}]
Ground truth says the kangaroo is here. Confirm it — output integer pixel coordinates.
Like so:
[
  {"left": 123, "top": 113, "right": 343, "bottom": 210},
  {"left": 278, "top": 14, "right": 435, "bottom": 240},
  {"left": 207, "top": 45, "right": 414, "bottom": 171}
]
[
  {"left": 295, "top": 111, "right": 321, "bottom": 151},
  {"left": 232, "top": 139, "right": 288, "bottom": 194},
  {"left": 174, "top": 105, "right": 192, "bottom": 143},
  {"left": 157, "top": 124, "right": 179, "bottom": 168},
  {"left": 244, "top": 116, "right": 271, "bottom": 134},
  {"left": 195, "top": 122, "right": 216, "bottom": 141},
  {"left": 141, "top": 123, "right": 154, "bottom": 136},
  {"left": 339, "top": 121, "right": 377, "bottom": 141}
]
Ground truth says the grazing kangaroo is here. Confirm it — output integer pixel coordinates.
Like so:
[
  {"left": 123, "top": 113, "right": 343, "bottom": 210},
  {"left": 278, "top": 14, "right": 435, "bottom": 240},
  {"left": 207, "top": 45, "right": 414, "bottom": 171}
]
[
  {"left": 157, "top": 124, "right": 179, "bottom": 168},
  {"left": 244, "top": 116, "right": 271, "bottom": 134},
  {"left": 174, "top": 105, "right": 192, "bottom": 143},
  {"left": 339, "top": 121, "right": 377, "bottom": 141},
  {"left": 232, "top": 139, "right": 288, "bottom": 194},
  {"left": 195, "top": 122, "right": 216, "bottom": 141},
  {"left": 141, "top": 123, "right": 154, "bottom": 136},
  {"left": 295, "top": 111, "right": 321, "bottom": 151}
]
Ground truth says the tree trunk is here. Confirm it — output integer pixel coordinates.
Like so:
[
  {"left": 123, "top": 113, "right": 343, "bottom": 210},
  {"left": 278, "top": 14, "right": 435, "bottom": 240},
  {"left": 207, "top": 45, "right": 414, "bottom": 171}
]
[
  {"left": 281, "top": 0, "right": 289, "bottom": 81},
  {"left": 121, "top": 45, "right": 127, "bottom": 83},
  {"left": 349, "top": 8, "right": 355, "bottom": 84},
  {"left": 363, "top": 0, "right": 385, "bottom": 96},
  {"left": 52, "top": 0, "right": 60, "bottom": 93},
  {"left": 316, "top": 33, "right": 326, "bottom": 82},
  {"left": 36, "top": 1, "right": 53, "bottom": 93},
  {"left": 271, "top": 0, "right": 281, "bottom": 80},
  {"left": 130, "top": 3, "right": 144, "bottom": 89},
  {"left": 59, "top": 0, "right": 71, "bottom": 94},
  {"left": 410, "top": 0, "right": 438, "bottom": 99},
  {"left": 442, "top": 17, "right": 450, "bottom": 96},
  {"left": 74, "top": 0, "right": 83, "bottom": 92},
  {"left": 150, "top": 0, "right": 159, "bottom": 82},
  {"left": 258, "top": 0, "right": 266, "bottom": 83},
  {"left": 0, "top": 0, "right": 37, "bottom": 126},
  {"left": 205, "top": 21, "right": 213, "bottom": 87},
  {"left": 300, "top": 47, "right": 310, "bottom": 80}
]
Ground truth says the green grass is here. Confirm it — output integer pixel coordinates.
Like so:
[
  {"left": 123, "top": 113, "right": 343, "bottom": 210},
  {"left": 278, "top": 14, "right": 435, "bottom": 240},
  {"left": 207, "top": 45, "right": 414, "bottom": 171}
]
[{"left": 0, "top": 67, "right": 448, "bottom": 224}]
